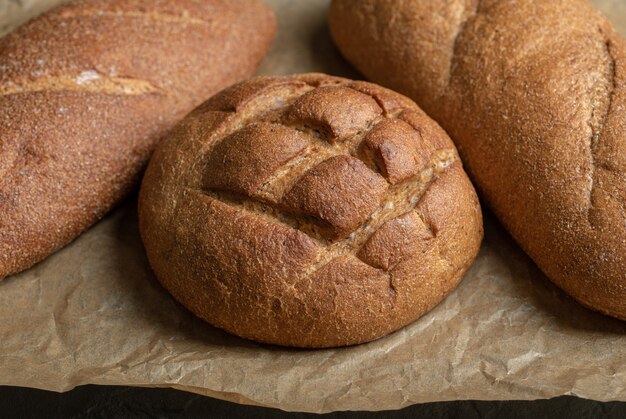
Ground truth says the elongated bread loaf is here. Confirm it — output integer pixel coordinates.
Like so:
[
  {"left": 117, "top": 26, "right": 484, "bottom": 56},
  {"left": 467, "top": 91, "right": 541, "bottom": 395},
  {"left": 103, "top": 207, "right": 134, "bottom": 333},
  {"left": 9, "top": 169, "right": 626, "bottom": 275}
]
[
  {"left": 0, "top": 0, "right": 275, "bottom": 279},
  {"left": 329, "top": 0, "right": 626, "bottom": 319},
  {"left": 139, "top": 74, "right": 483, "bottom": 347}
]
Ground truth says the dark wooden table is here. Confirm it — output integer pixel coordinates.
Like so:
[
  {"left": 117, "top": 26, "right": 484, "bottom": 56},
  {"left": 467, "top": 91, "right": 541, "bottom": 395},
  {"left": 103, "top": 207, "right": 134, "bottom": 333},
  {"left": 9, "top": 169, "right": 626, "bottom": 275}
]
[{"left": 1, "top": 386, "right": 625, "bottom": 418}]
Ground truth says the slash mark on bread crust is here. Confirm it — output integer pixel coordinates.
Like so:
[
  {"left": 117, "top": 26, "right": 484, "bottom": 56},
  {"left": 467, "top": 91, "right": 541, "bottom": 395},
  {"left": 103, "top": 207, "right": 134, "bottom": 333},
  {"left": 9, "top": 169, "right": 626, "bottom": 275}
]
[
  {"left": 57, "top": 9, "right": 212, "bottom": 26},
  {"left": 446, "top": 0, "right": 481, "bottom": 90},
  {"left": 587, "top": 35, "right": 616, "bottom": 225},
  {"left": 0, "top": 71, "right": 158, "bottom": 96}
]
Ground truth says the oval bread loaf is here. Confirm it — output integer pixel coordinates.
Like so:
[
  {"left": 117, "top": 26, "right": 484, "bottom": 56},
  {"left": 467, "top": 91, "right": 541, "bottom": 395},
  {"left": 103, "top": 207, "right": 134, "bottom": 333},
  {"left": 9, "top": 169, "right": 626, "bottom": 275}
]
[
  {"left": 329, "top": 0, "right": 626, "bottom": 319},
  {"left": 138, "top": 73, "right": 483, "bottom": 348},
  {"left": 0, "top": 0, "right": 276, "bottom": 279}
]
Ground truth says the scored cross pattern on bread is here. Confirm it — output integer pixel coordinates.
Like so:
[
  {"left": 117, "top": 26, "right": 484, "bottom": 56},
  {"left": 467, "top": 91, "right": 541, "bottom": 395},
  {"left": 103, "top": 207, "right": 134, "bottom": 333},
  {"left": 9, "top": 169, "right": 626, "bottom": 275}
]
[
  {"left": 139, "top": 74, "right": 483, "bottom": 347},
  {"left": 198, "top": 78, "right": 458, "bottom": 278}
]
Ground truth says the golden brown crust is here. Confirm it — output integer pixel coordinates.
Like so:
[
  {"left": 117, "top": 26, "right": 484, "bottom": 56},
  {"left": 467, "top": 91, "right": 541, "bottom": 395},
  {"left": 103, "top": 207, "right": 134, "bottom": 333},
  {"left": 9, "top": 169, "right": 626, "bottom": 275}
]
[
  {"left": 329, "top": 0, "right": 626, "bottom": 320},
  {"left": 138, "top": 73, "right": 483, "bottom": 347},
  {"left": 0, "top": 0, "right": 276, "bottom": 279}
]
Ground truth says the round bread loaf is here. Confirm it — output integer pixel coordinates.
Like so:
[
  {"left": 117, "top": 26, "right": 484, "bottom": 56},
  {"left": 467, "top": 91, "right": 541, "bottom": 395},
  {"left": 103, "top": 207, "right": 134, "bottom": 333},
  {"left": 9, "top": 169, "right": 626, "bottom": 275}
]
[{"left": 138, "top": 73, "right": 483, "bottom": 348}]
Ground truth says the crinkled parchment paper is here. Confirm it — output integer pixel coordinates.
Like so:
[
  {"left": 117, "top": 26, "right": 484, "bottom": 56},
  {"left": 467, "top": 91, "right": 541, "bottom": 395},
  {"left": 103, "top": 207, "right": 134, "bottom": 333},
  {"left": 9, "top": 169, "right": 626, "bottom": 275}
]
[{"left": 1, "top": 0, "right": 625, "bottom": 413}]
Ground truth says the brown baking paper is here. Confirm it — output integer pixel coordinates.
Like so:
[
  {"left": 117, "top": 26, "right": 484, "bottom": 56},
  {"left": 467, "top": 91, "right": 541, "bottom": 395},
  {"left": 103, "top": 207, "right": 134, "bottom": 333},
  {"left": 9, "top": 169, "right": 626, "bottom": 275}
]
[{"left": 1, "top": 0, "right": 625, "bottom": 413}]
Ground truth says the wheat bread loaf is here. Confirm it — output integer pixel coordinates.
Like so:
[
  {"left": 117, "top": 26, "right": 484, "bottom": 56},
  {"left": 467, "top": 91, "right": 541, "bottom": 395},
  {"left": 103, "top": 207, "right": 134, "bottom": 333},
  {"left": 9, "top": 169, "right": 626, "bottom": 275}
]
[
  {"left": 138, "top": 73, "right": 483, "bottom": 348},
  {"left": 329, "top": 0, "right": 626, "bottom": 319},
  {"left": 0, "top": 0, "right": 276, "bottom": 279}
]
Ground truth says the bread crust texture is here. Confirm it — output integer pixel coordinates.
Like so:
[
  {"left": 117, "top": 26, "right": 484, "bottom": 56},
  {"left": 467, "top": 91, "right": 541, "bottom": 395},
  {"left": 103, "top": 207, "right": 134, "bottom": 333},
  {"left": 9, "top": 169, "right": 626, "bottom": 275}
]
[
  {"left": 0, "top": 0, "right": 276, "bottom": 279},
  {"left": 329, "top": 0, "right": 626, "bottom": 320},
  {"left": 139, "top": 74, "right": 483, "bottom": 348}
]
